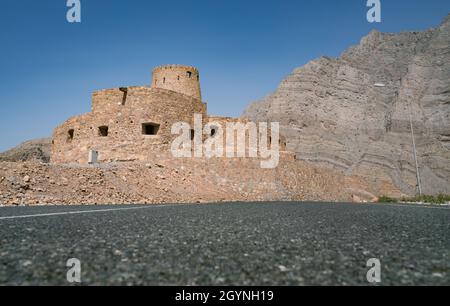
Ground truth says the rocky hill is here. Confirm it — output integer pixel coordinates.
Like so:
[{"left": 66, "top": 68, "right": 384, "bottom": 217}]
[
  {"left": 0, "top": 139, "right": 51, "bottom": 163},
  {"left": 243, "top": 14, "right": 450, "bottom": 196}
]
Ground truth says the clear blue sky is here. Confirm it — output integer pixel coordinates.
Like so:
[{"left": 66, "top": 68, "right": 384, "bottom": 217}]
[{"left": 0, "top": 0, "right": 449, "bottom": 151}]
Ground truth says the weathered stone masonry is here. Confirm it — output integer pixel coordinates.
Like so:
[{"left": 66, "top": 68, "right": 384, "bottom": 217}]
[{"left": 51, "top": 65, "right": 290, "bottom": 164}]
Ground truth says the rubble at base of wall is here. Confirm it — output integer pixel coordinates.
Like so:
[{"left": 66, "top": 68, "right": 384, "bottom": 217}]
[{"left": 0, "top": 155, "right": 401, "bottom": 206}]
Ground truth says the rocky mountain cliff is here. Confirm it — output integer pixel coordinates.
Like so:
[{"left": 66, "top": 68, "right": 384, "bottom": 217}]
[
  {"left": 243, "top": 14, "right": 450, "bottom": 195},
  {"left": 0, "top": 139, "right": 51, "bottom": 163}
]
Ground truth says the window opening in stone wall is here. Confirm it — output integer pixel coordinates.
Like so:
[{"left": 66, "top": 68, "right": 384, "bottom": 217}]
[
  {"left": 142, "top": 123, "right": 160, "bottom": 135},
  {"left": 68, "top": 129, "right": 74, "bottom": 141},
  {"left": 187, "top": 71, "right": 192, "bottom": 79},
  {"left": 119, "top": 87, "right": 128, "bottom": 106},
  {"left": 190, "top": 129, "right": 195, "bottom": 140},
  {"left": 98, "top": 126, "right": 109, "bottom": 137},
  {"left": 210, "top": 126, "right": 218, "bottom": 137}
]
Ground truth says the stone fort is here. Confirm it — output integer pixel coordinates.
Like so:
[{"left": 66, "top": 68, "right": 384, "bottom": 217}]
[{"left": 51, "top": 65, "right": 289, "bottom": 164}]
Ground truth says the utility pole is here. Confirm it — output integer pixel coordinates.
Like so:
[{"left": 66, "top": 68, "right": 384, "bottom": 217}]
[{"left": 408, "top": 102, "right": 423, "bottom": 196}]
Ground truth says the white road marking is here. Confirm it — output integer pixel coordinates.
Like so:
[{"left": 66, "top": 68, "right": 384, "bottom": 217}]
[
  {"left": 0, "top": 202, "right": 448, "bottom": 221},
  {"left": 0, "top": 205, "right": 169, "bottom": 221},
  {"left": 381, "top": 203, "right": 450, "bottom": 211}
]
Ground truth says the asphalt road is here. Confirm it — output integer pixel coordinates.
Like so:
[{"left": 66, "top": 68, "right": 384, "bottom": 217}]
[{"left": 0, "top": 202, "right": 449, "bottom": 286}]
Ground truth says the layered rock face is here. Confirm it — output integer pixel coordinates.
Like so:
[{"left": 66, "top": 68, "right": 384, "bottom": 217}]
[
  {"left": 243, "top": 14, "right": 450, "bottom": 195},
  {"left": 0, "top": 139, "right": 51, "bottom": 163}
]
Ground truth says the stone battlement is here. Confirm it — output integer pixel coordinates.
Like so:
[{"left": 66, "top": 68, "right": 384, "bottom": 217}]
[{"left": 152, "top": 64, "right": 199, "bottom": 73}]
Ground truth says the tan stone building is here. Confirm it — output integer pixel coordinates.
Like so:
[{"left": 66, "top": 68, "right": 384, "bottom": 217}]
[{"left": 51, "top": 65, "right": 288, "bottom": 164}]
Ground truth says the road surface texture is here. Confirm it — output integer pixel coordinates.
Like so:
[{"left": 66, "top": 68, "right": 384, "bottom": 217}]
[{"left": 0, "top": 202, "right": 449, "bottom": 286}]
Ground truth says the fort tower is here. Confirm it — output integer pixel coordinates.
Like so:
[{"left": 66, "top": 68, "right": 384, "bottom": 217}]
[{"left": 152, "top": 65, "right": 202, "bottom": 100}]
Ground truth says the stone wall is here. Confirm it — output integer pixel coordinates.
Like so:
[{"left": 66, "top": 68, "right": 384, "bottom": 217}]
[
  {"left": 206, "top": 116, "right": 289, "bottom": 154},
  {"left": 152, "top": 65, "right": 202, "bottom": 100},
  {"left": 52, "top": 65, "right": 293, "bottom": 165},
  {"left": 51, "top": 87, "right": 206, "bottom": 164}
]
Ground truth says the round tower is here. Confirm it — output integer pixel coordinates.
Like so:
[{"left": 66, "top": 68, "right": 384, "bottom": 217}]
[{"left": 152, "top": 65, "right": 202, "bottom": 100}]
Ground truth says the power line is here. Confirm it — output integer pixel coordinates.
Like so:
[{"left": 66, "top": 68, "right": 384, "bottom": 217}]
[{"left": 408, "top": 102, "right": 423, "bottom": 196}]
